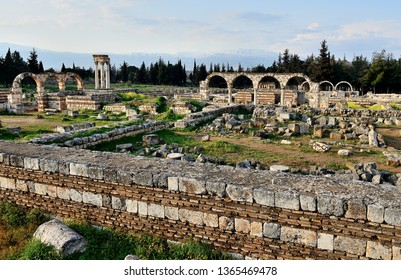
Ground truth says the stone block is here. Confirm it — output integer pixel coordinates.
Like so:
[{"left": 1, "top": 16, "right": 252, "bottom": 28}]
[
  {"left": 263, "top": 223, "right": 281, "bottom": 239},
  {"left": 393, "top": 246, "right": 401, "bottom": 260},
  {"left": 132, "top": 171, "right": 153, "bottom": 187},
  {"left": 300, "top": 195, "right": 316, "bottom": 212},
  {"left": 330, "top": 132, "right": 342, "bottom": 140},
  {"left": 179, "top": 177, "right": 207, "bottom": 195},
  {"left": 39, "top": 159, "right": 59, "bottom": 173},
  {"left": 148, "top": 203, "right": 164, "bottom": 218},
  {"left": 70, "top": 163, "right": 89, "bottom": 177},
  {"left": 34, "top": 183, "right": 48, "bottom": 195},
  {"left": 299, "top": 123, "right": 310, "bottom": 134},
  {"left": 117, "top": 170, "right": 132, "bottom": 185},
  {"left": 56, "top": 187, "right": 70, "bottom": 200},
  {"left": 102, "top": 195, "right": 112, "bottom": 208},
  {"left": 250, "top": 221, "right": 263, "bottom": 237},
  {"left": 0, "top": 177, "right": 15, "bottom": 190},
  {"left": 179, "top": 209, "right": 204, "bottom": 225},
  {"left": 23, "top": 157, "right": 39, "bottom": 170},
  {"left": 126, "top": 199, "right": 138, "bottom": 213},
  {"left": 103, "top": 168, "right": 117, "bottom": 183},
  {"left": 138, "top": 201, "right": 148, "bottom": 216},
  {"left": 152, "top": 173, "right": 168, "bottom": 188},
  {"left": 88, "top": 166, "right": 104, "bottom": 180},
  {"left": 345, "top": 199, "right": 366, "bottom": 220},
  {"left": 313, "top": 125, "right": 324, "bottom": 138},
  {"left": 367, "top": 204, "right": 384, "bottom": 223},
  {"left": 333, "top": 236, "right": 366, "bottom": 255},
  {"left": 253, "top": 187, "right": 274, "bottom": 207},
  {"left": 69, "top": 189, "right": 82, "bottom": 203},
  {"left": 235, "top": 218, "right": 251, "bottom": 234},
  {"left": 10, "top": 155, "right": 24, "bottom": 167},
  {"left": 47, "top": 185, "right": 57, "bottom": 198},
  {"left": 204, "top": 213, "right": 219, "bottom": 228},
  {"left": 317, "top": 195, "right": 345, "bottom": 216},
  {"left": 206, "top": 181, "right": 226, "bottom": 198},
  {"left": 226, "top": 184, "right": 253, "bottom": 203},
  {"left": 15, "top": 179, "right": 28, "bottom": 192},
  {"left": 366, "top": 241, "right": 391, "bottom": 260},
  {"left": 82, "top": 191, "right": 102, "bottom": 207},
  {"left": 219, "top": 216, "right": 234, "bottom": 231},
  {"left": 280, "top": 226, "right": 317, "bottom": 247},
  {"left": 275, "top": 191, "right": 300, "bottom": 210},
  {"left": 111, "top": 196, "right": 126, "bottom": 210},
  {"left": 384, "top": 208, "right": 401, "bottom": 227},
  {"left": 317, "top": 233, "right": 334, "bottom": 251},
  {"left": 58, "top": 161, "right": 70, "bottom": 175},
  {"left": 165, "top": 206, "right": 179, "bottom": 220},
  {"left": 167, "top": 177, "right": 179, "bottom": 191}
]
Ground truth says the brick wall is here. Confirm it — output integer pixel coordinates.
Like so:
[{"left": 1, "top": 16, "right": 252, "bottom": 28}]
[{"left": 0, "top": 142, "right": 400, "bottom": 260}]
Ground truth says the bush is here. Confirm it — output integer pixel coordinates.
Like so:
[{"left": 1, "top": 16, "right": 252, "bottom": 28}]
[
  {"left": 16, "top": 239, "right": 61, "bottom": 260},
  {"left": 0, "top": 202, "right": 26, "bottom": 227}
]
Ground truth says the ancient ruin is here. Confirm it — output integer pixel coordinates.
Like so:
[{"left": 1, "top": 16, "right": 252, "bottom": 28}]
[{"left": 93, "top": 54, "right": 111, "bottom": 89}]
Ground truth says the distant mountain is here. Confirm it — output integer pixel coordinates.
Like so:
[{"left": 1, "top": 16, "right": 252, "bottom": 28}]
[{"left": 0, "top": 42, "right": 277, "bottom": 71}]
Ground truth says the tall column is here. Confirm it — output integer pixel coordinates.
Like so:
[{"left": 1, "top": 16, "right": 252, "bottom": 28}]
[
  {"left": 94, "top": 61, "right": 99, "bottom": 89},
  {"left": 227, "top": 82, "right": 233, "bottom": 104},
  {"left": 100, "top": 62, "right": 105, "bottom": 89},
  {"left": 106, "top": 62, "right": 110, "bottom": 89},
  {"left": 253, "top": 80, "right": 259, "bottom": 106}
]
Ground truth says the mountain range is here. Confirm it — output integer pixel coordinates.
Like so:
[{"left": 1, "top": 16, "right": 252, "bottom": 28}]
[{"left": 0, "top": 42, "right": 277, "bottom": 71}]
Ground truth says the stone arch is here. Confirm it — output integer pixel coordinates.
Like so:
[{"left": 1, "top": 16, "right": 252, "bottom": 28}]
[
  {"left": 42, "top": 72, "right": 65, "bottom": 92},
  {"left": 335, "top": 81, "right": 353, "bottom": 92},
  {"left": 318, "top": 81, "right": 335, "bottom": 91},
  {"left": 12, "top": 72, "right": 43, "bottom": 94},
  {"left": 232, "top": 73, "right": 253, "bottom": 89},
  {"left": 257, "top": 74, "right": 282, "bottom": 89},
  {"left": 64, "top": 72, "right": 84, "bottom": 91},
  {"left": 285, "top": 74, "right": 313, "bottom": 92}
]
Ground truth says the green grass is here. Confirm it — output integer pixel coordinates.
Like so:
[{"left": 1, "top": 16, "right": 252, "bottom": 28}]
[
  {"left": 117, "top": 92, "right": 148, "bottom": 102},
  {"left": 326, "top": 162, "right": 348, "bottom": 170},
  {"left": 389, "top": 102, "right": 401, "bottom": 110},
  {"left": 347, "top": 101, "right": 365, "bottom": 109},
  {"left": 154, "top": 110, "right": 184, "bottom": 122}
]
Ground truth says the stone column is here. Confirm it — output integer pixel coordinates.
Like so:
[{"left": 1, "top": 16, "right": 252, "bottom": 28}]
[
  {"left": 253, "top": 80, "right": 259, "bottom": 106},
  {"left": 106, "top": 62, "right": 110, "bottom": 89},
  {"left": 58, "top": 80, "right": 66, "bottom": 92},
  {"left": 94, "top": 61, "right": 99, "bottom": 89},
  {"left": 227, "top": 82, "right": 233, "bottom": 104},
  {"left": 100, "top": 62, "right": 105, "bottom": 89}
]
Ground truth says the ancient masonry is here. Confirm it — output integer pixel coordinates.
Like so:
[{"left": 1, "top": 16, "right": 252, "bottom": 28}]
[{"left": 1, "top": 141, "right": 401, "bottom": 260}]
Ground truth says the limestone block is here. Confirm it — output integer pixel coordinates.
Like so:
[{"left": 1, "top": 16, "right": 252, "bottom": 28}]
[
  {"left": 126, "top": 199, "right": 138, "bottom": 214},
  {"left": 152, "top": 173, "right": 168, "bottom": 188},
  {"left": 253, "top": 188, "right": 274, "bottom": 207},
  {"left": 167, "top": 177, "right": 179, "bottom": 191},
  {"left": 165, "top": 206, "right": 179, "bottom": 220},
  {"left": 219, "top": 216, "right": 234, "bottom": 231},
  {"left": 58, "top": 161, "right": 70, "bottom": 175},
  {"left": 88, "top": 166, "right": 104, "bottom": 180},
  {"left": 235, "top": 218, "right": 251, "bottom": 234},
  {"left": 280, "top": 227, "right": 317, "bottom": 247},
  {"left": 333, "top": 236, "right": 366, "bottom": 255},
  {"left": 70, "top": 163, "right": 89, "bottom": 177},
  {"left": 10, "top": 155, "right": 24, "bottom": 167},
  {"left": 206, "top": 181, "right": 226, "bottom": 198},
  {"left": 179, "top": 177, "right": 207, "bottom": 195},
  {"left": 263, "top": 223, "right": 281, "bottom": 239},
  {"left": 69, "top": 189, "right": 82, "bottom": 203},
  {"left": 179, "top": 209, "right": 204, "bottom": 225},
  {"left": 148, "top": 203, "right": 164, "bottom": 218},
  {"left": 112, "top": 196, "right": 126, "bottom": 210},
  {"left": 366, "top": 241, "right": 391, "bottom": 260},
  {"left": 317, "top": 233, "right": 334, "bottom": 251},
  {"left": 0, "top": 153, "right": 5, "bottom": 164},
  {"left": 226, "top": 184, "right": 253, "bottom": 203},
  {"left": 345, "top": 199, "right": 366, "bottom": 220},
  {"left": 367, "top": 204, "right": 384, "bottom": 223},
  {"left": 138, "top": 201, "right": 148, "bottom": 216},
  {"left": 56, "top": 187, "right": 70, "bottom": 200},
  {"left": 275, "top": 191, "right": 300, "bottom": 210},
  {"left": 82, "top": 191, "right": 102, "bottom": 207},
  {"left": 300, "top": 195, "right": 316, "bottom": 212},
  {"left": 117, "top": 170, "right": 132, "bottom": 185},
  {"left": 392, "top": 246, "right": 401, "bottom": 260},
  {"left": 34, "top": 219, "right": 87, "bottom": 258},
  {"left": 204, "top": 213, "right": 219, "bottom": 228},
  {"left": 39, "top": 159, "right": 59, "bottom": 173},
  {"left": 250, "top": 221, "right": 263, "bottom": 237},
  {"left": 23, "top": 157, "right": 40, "bottom": 170},
  {"left": 384, "top": 208, "right": 401, "bottom": 227},
  {"left": 47, "top": 185, "right": 57, "bottom": 198},
  {"left": 16, "top": 179, "right": 28, "bottom": 192},
  {"left": 132, "top": 171, "right": 153, "bottom": 187},
  {"left": 103, "top": 168, "right": 117, "bottom": 183},
  {"left": 34, "top": 183, "right": 48, "bottom": 195},
  {"left": 317, "top": 195, "right": 345, "bottom": 216},
  {"left": 0, "top": 177, "right": 15, "bottom": 190}
]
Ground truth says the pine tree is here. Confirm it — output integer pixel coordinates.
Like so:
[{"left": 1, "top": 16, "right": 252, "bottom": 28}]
[
  {"left": 61, "top": 63, "right": 66, "bottom": 72},
  {"left": 27, "top": 49, "right": 40, "bottom": 73}
]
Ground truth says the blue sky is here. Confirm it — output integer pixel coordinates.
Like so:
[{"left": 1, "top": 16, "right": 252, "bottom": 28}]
[{"left": 1, "top": 0, "right": 401, "bottom": 60}]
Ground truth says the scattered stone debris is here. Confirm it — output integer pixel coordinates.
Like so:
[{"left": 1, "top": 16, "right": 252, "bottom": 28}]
[{"left": 312, "top": 141, "right": 331, "bottom": 152}]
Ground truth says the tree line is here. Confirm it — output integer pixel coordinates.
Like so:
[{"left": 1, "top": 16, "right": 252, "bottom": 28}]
[{"left": 1, "top": 41, "right": 401, "bottom": 93}]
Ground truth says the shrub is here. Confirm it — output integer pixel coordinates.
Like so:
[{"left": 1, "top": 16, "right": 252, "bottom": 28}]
[{"left": 16, "top": 239, "right": 61, "bottom": 260}]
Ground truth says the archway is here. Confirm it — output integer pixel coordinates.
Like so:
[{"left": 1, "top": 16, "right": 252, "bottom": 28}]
[
  {"left": 64, "top": 72, "right": 84, "bottom": 92},
  {"left": 335, "top": 81, "right": 353, "bottom": 92},
  {"left": 318, "top": 81, "right": 335, "bottom": 91},
  {"left": 232, "top": 74, "right": 254, "bottom": 104},
  {"left": 12, "top": 72, "right": 42, "bottom": 94}
]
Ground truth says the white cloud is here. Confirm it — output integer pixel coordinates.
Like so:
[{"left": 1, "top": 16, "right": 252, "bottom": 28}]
[
  {"left": 335, "top": 20, "right": 401, "bottom": 40},
  {"left": 307, "top": 22, "right": 319, "bottom": 31}
]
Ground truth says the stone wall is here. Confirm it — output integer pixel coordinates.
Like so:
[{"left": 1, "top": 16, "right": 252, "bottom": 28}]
[{"left": 0, "top": 141, "right": 401, "bottom": 260}]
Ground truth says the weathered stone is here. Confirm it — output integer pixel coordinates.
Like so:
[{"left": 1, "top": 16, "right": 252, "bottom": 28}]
[
  {"left": 126, "top": 199, "right": 138, "bottom": 213},
  {"left": 10, "top": 155, "right": 24, "bottom": 167},
  {"left": 300, "top": 195, "right": 316, "bottom": 212},
  {"left": 204, "top": 213, "right": 219, "bottom": 228},
  {"left": 317, "top": 195, "right": 344, "bottom": 216},
  {"left": 82, "top": 191, "right": 102, "bottom": 207},
  {"left": 47, "top": 185, "right": 57, "bottom": 198},
  {"left": 138, "top": 201, "right": 148, "bottom": 216},
  {"left": 393, "top": 246, "right": 401, "bottom": 260},
  {"left": 69, "top": 189, "right": 82, "bottom": 203},
  {"left": 70, "top": 163, "right": 89, "bottom": 177},
  {"left": 235, "top": 218, "right": 251, "bottom": 234},
  {"left": 330, "top": 132, "right": 342, "bottom": 140},
  {"left": 179, "top": 177, "right": 206, "bottom": 195},
  {"left": 280, "top": 226, "right": 317, "bottom": 247},
  {"left": 179, "top": 209, "right": 203, "bottom": 225},
  {"left": 117, "top": 170, "right": 132, "bottom": 185},
  {"left": 206, "top": 181, "right": 226, "bottom": 198},
  {"left": 167, "top": 153, "right": 184, "bottom": 160},
  {"left": 250, "top": 221, "right": 263, "bottom": 237},
  {"left": 34, "top": 219, "right": 87, "bottom": 258},
  {"left": 333, "top": 236, "right": 366, "bottom": 255},
  {"left": 103, "top": 168, "right": 117, "bottom": 183},
  {"left": 39, "top": 159, "right": 59, "bottom": 173},
  {"left": 23, "top": 157, "right": 40, "bottom": 170},
  {"left": 124, "top": 255, "right": 141, "bottom": 260},
  {"left": 338, "top": 149, "right": 352, "bottom": 156},
  {"left": 367, "top": 204, "right": 384, "bottom": 223},
  {"left": 313, "top": 142, "right": 331, "bottom": 152},
  {"left": 167, "top": 177, "right": 179, "bottom": 191},
  {"left": 384, "top": 208, "right": 401, "bottom": 227},
  {"left": 132, "top": 171, "right": 153, "bottom": 187},
  {"left": 366, "top": 241, "right": 392, "bottom": 260},
  {"left": 56, "top": 187, "right": 70, "bottom": 200},
  {"left": 344, "top": 133, "right": 356, "bottom": 141},
  {"left": 34, "top": 183, "right": 48, "bottom": 195},
  {"left": 102, "top": 195, "right": 111, "bottom": 208},
  {"left": 275, "top": 191, "right": 300, "bottom": 210},
  {"left": 317, "top": 233, "right": 334, "bottom": 251},
  {"left": 313, "top": 125, "right": 324, "bottom": 138},
  {"left": 226, "top": 184, "right": 253, "bottom": 203},
  {"left": 165, "top": 206, "right": 179, "bottom": 220},
  {"left": 299, "top": 123, "right": 310, "bottom": 134},
  {"left": 345, "top": 199, "right": 366, "bottom": 220},
  {"left": 269, "top": 165, "right": 290, "bottom": 172},
  {"left": 263, "top": 223, "right": 281, "bottom": 239},
  {"left": 88, "top": 166, "right": 104, "bottom": 180},
  {"left": 111, "top": 196, "right": 126, "bottom": 210},
  {"left": 253, "top": 187, "right": 274, "bottom": 207},
  {"left": 219, "top": 216, "right": 234, "bottom": 231},
  {"left": 147, "top": 203, "right": 164, "bottom": 218},
  {"left": 15, "top": 179, "right": 28, "bottom": 192}
]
